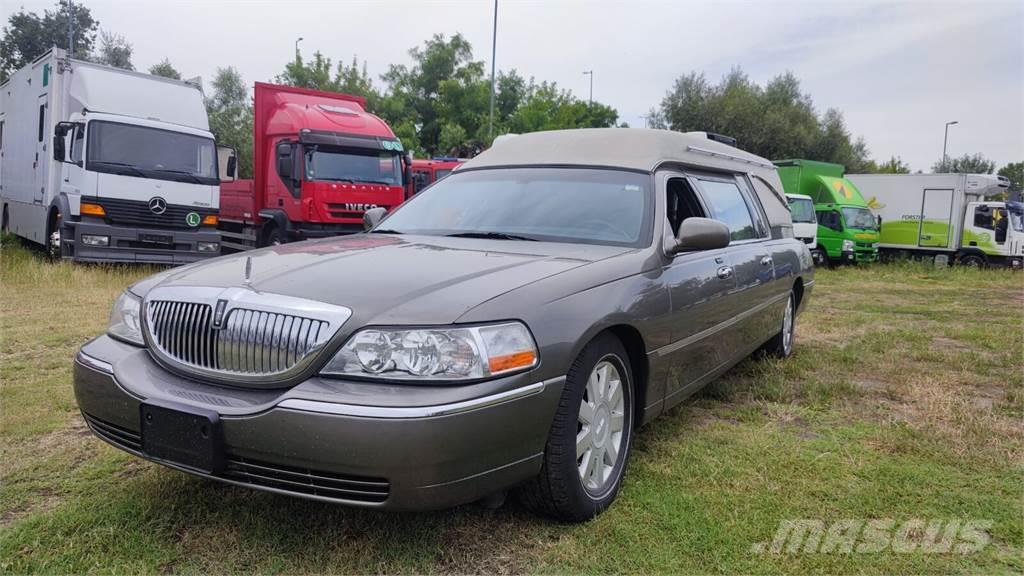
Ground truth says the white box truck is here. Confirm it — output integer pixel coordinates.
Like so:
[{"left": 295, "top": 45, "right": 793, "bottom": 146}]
[
  {"left": 0, "top": 48, "right": 233, "bottom": 263},
  {"left": 785, "top": 193, "right": 820, "bottom": 263},
  {"left": 846, "top": 173, "right": 1020, "bottom": 268}
]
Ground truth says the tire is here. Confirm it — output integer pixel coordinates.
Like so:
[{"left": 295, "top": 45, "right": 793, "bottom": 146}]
[
  {"left": 518, "top": 332, "right": 634, "bottom": 522},
  {"left": 763, "top": 291, "right": 796, "bottom": 358},
  {"left": 263, "top": 226, "right": 283, "bottom": 247},
  {"left": 47, "top": 210, "right": 63, "bottom": 260},
  {"left": 958, "top": 253, "right": 986, "bottom": 268}
]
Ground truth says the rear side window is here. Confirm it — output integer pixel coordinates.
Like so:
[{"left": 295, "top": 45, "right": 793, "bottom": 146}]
[{"left": 696, "top": 177, "right": 760, "bottom": 241}]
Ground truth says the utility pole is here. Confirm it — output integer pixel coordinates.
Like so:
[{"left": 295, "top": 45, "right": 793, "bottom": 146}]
[
  {"left": 583, "top": 70, "right": 593, "bottom": 105},
  {"left": 66, "top": 0, "right": 74, "bottom": 55},
  {"left": 488, "top": 0, "right": 498, "bottom": 140},
  {"left": 295, "top": 37, "right": 304, "bottom": 59},
  {"left": 942, "top": 120, "right": 958, "bottom": 172}
]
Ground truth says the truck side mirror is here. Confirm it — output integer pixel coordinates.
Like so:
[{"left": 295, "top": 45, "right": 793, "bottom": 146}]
[
  {"left": 217, "top": 145, "right": 237, "bottom": 182},
  {"left": 276, "top": 142, "right": 294, "bottom": 181},
  {"left": 52, "top": 122, "right": 73, "bottom": 162},
  {"left": 667, "top": 217, "right": 731, "bottom": 255},
  {"left": 363, "top": 207, "right": 386, "bottom": 231}
]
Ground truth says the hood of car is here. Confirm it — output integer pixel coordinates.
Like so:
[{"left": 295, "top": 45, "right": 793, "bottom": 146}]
[{"left": 142, "top": 233, "right": 632, "bottom": 325}]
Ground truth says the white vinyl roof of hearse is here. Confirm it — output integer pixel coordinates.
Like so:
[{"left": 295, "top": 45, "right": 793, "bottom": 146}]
[{"left": 463, "top": 128, "right": 776, "bottom": 175}]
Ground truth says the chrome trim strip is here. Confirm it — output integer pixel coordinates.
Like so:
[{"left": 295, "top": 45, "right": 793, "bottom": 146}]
[
  {"left": 686, "top": 145, "right": 775, "bottom": 169},
  {"left": 651, "top": 291, "right": 790, "bottom": 358},
  {"left": 76, "top": 351, "right": 114, "bottom": 374},
  {"left": 277, "top": 376, "right": 564, "bottom": 419}
]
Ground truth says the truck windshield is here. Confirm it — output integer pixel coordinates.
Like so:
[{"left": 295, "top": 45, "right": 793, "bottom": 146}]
[
  {"left": 376, "top": 168, "right": 652, "bottom": 247},
  {"left": 840, "top": 207, "right": 877, "bottom": 230},
  {"left": 306, "top": 147, "right": 402, "bottom": 186},
  {"left": 788, "top": 198, "right": 816, "bottom": 223},
  {"left": 1010, "top": 210, "right": 1024, "bottom": 233},
  {"left": 86, "top": 121, "right": 217, "bottom": 184}
]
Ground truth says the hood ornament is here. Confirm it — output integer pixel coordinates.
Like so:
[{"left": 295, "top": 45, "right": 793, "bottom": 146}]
[{"left": 244, "top": 256, "right": 252, "bottom": 286}]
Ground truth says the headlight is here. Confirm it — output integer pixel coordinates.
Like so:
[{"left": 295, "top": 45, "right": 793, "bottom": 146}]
[
  {"left": 842, "top": 239, "right": 855, "bottom": 251},
  {"left": 108, "top": 290, "right": 144, "bottom": 346},
  {"left": 321, "top": 322, "right": 538, "bottom": 381}
]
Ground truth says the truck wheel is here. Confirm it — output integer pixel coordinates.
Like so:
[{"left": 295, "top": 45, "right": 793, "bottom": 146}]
[
  {"left": 762, "top": 291, "right": 796, "bottom": 358},
  {"left": 810, "top": 249, "right": 827, "bottom": 267},
  {"left": 518, "top": 333, "right": 634, "bottom": 522},
  {"left": 263, "top": 226, "right": 283, "bottom": 247},
  {"left": 958, "top": 254, "right": 986, "bottom": 268},
  {"left": 47, "top": 211, "right": 63, "bottom": 260}
]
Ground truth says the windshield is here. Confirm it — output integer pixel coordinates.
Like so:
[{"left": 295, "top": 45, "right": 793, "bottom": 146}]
[
  {"left": 86, "top": 121, "right": 217, "bottom": 184},
  {"left": 1009, "top": 209, "right": 1024, "bottom": 233},
  {"left": 788, "top": 197, "right": 816, "bottom": 223},
  {"left": 306, "top": 147, "right": 402, "bottom": 186},
  {"left": 840, "top": 207, "right": 877, "bottom": 230},
  {"left": 378, "top": 168, "right": 652, "bottom": 247}
]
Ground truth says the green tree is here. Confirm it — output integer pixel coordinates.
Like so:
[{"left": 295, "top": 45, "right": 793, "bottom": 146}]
[
  {"left": 0, "top": 0, "right": 98, "bottom": 82},
  {"left": 95, "top": 30, "right": 133, "bottom": 70},
  {"left": 932, "top": 153, "right": 995, "bottom": 174},
  {"left": 997, "top": 161, "right": 1023, "bottom": 192},
  {"left": 276, "top": 50, "right": 381, "bottom": 109},
  {"left": 148, "top": 58, "right": 181, "bottom": 79},
  {"left": 869, "top": 155, "right": 911, "bottom": 174},
  {"left": 657, "top": 68, "right": 870, "bottom": 169},
  {"left": 206, "top": 67, "right": 253, "bottom": 179}
]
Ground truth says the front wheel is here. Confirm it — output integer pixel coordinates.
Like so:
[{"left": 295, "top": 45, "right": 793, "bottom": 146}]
[
  {"left": 47, "top": 211, "right": 63, "bottom": 260},
  {"left": 958, "top": 253, "right": 986, "bottom": 268},
  {"left": 518, "top": 333, "right": 634, "bottom": 522}
]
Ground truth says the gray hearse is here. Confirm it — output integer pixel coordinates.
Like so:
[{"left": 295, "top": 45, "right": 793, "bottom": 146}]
[{"left": 74, "top": 129, "right": 814, "bottom": 521}]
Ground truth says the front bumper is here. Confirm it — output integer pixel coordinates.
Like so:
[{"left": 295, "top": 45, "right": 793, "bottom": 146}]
[
  {"left": 840, "top": 248, "right": 878, "bottom": 264},
  {"left": 70, "top": 220, "right": 221, "bottom": 265},
  {"left": 73, "top": 335, "right": 563, "bottom": 511}
]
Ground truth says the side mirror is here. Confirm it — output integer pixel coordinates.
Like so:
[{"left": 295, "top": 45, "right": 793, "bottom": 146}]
[
  {"left": 217, "top": 145, "right": 237, "bottom": 182},
  {"left": 276, "top": 142, "right": 294, "bottom": 181},
  {"left": 363, "top": 207, "right": 386, "bottom": 231},
  {"left": 876, "top": 215, "right": 883, "bottom": 228},
  {"left": 668, "top": 217, "right": 731, "bottom": 254},
  {"left": 52, "top": 122, "right": 73, "bottom": 162}
]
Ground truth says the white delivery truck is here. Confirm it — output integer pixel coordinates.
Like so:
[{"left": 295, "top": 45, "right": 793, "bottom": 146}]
[
  {"left": 846, "top": 173, "right": 1020, "bottom": 268},
  {"left": 785, "top": 193, "right": 821, "bottom": 264},
  {"left": 0, "top": 48, "right": 233, "bottom": 263}
]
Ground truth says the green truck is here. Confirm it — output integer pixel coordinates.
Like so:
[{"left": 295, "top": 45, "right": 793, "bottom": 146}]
[{"left": 774, "top": 159, "right": 879, "bottom": 265}]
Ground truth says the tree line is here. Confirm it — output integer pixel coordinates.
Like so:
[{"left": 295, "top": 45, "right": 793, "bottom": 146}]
[{"left": 2, "top": 0, "right": 1020, "bottom": 190}]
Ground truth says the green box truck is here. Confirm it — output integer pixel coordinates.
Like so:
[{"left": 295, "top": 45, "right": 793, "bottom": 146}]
[{"left": 774, "top": 159, "right": 879, "bottom": 265}]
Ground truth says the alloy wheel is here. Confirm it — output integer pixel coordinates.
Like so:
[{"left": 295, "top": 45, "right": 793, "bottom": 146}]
[
  {"left": 577, "top": 357, "right": 626, "bottom": 496},
  {"left": 782, "top": 295, "right": 794, "bottom": 355}
]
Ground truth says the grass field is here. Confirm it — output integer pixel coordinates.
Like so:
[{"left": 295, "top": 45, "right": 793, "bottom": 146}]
[{"left": 2, "top": 236, "right": 1022, "bottom": 574}]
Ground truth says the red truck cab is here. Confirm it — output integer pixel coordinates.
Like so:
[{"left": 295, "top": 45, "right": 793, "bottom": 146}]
[
  {"left": 409, "top": 157, "right": 463, "bottom": 198},
  {"left": 220, "top": 82, "right": 409, "bottom": 249}
]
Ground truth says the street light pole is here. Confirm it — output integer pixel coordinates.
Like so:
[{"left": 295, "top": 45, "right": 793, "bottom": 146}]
[
  {"left": 942, "top": 120, "right": 958, "bottom": 172},
  {"left": 583, "top": 70, "right": 593, "bottom": 106},
  {"left": 66, "top": 0, "right": 74, "bottom": 55},
  {"left": 488, "top": 0, "right": 498, "bottom": 141},
  {"left": 295, "top": 37, "right": 304, "bottom": 59}
]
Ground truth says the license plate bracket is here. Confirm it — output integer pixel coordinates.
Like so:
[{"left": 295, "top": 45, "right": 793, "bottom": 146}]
[
  {"left": 138, "top": 233, "right": 173, "bottom": 245},
  {"left": 140, "top": 402, "right": 223, "bottom": 474}
]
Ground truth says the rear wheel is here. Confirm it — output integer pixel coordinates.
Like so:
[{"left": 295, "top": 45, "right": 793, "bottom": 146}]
[
  {"left": 763, "top": 291, "right": 796, "bottom": 358},
  {"left": 518, "top": 333, "right": 634, "bottom": 522}
]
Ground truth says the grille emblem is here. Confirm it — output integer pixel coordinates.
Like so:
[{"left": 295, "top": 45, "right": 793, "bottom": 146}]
[
  {"left": 148, "top": 197, "right": 167, "bottom": 215},
  {"left": 212, "top": 299, "right": 227, "bottom": 328}
]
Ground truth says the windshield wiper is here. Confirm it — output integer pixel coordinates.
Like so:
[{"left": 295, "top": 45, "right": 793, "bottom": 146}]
[
  {"left": 152, "top": 169, "right": 203, "bottom": 184},
  {"left": 445, "top": 231, "right": 538, "bottom": 241},
  {"left": 91, "top": 161, "right": 146, "bottom": 178}
]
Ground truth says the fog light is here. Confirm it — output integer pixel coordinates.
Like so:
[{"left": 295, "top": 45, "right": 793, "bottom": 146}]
[
  {"left": 197, "top": 242, "right": 220, "bottom": 253},
  {"left": 81, "top": 234, "right": 109, "bottom": 246}
]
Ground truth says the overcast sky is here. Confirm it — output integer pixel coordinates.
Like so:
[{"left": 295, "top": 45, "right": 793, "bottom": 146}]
[{"left": 4, "top": 0, "right": 1021, "bottom": 171}]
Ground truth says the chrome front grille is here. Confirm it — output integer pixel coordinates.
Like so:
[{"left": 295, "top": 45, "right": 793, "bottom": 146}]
[
  {"left": 141, "top": 286, "right": 352, "bottom": 386},
  {"left": 147, "top": 301, "right": 328, "bottom": 375}
]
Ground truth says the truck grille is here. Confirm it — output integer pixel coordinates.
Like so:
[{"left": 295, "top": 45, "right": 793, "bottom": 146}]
[
  {"left": 146, "top": 301, "right": 329, "bottom": 376},
  {"left": 85, "top": 196, "right": 216, "bottom": 230}
]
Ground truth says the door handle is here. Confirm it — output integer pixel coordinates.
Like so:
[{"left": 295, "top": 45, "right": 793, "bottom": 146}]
[
  {"left": 760, "top": 256, "right": 773, "bottom": 266},
  {"left": 716, "top": 266, "right": 733, "bottom": 280}
]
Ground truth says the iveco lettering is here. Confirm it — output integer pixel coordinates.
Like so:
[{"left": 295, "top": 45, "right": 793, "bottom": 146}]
[{"left": 74, "top": 129, "right": 814, "bottom": 521}]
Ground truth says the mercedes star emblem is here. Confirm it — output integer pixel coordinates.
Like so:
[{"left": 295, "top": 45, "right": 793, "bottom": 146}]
[{"left": 148, "top": 197, "right": 167, "bottom": 215}]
